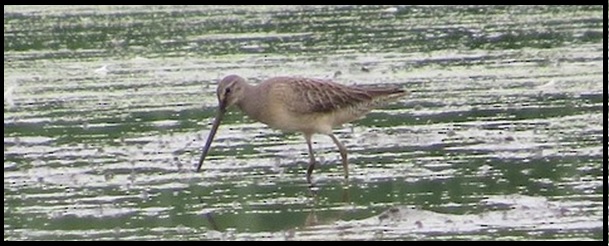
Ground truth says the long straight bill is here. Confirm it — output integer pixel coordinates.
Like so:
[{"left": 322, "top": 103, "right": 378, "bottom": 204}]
[{"left": 196, "top": 109, "right": 225, "bottom": 172}]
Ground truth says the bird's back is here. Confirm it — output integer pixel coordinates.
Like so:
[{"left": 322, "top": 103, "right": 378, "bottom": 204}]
[{"left": 243, "top": 77, "right": 406, "bottom": 134}]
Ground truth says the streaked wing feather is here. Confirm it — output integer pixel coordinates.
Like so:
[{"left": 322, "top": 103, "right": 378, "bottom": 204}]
[{"left": 275, "top": 77, "right": 392, "bottom": 114}]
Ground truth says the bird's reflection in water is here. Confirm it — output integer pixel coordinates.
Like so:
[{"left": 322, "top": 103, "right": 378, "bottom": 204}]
[
  {"left": 204, "top": 212, "right": 220, "bottom": 231},
  {"left": 199, "top": 180, "right": 353, "bottom": 233},
  {"left": 304, "top": 180, "right": 351, "bottom": 227}
]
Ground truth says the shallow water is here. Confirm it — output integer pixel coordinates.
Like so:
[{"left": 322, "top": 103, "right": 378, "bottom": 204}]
[{"left": 4, "top": 5, "right": 604, "bottom": 240}]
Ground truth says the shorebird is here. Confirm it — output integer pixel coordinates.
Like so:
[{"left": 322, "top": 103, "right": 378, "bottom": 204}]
[{"left": 196, "top": 75, "right": 407, "bottom": 183}]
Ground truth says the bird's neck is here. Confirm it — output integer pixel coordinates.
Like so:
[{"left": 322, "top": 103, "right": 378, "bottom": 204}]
[{"left": 235, "top": 82, "right": 263, "bottom": 120}]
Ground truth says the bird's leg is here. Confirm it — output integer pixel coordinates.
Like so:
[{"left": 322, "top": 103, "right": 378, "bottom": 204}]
[
  {"left": 305, "top": 134, "right": 316, "bottom": 184},
  {"left": 329, "top": 134, "right": 349, "bottom": 180}
]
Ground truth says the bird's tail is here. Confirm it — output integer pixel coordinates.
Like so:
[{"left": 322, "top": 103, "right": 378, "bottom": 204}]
[{"left": 365, "top": 86, "right": 409, "bottom": 101}]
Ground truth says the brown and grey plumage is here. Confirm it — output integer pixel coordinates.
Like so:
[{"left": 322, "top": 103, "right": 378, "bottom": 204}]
[{"left": 197, "top": 74, "right": 407, "bottom": 184}]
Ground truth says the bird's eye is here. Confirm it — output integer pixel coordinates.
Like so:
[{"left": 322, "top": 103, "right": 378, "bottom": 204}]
[{"left": 225, "top": 87, "right": 231, "bottom": 94}]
